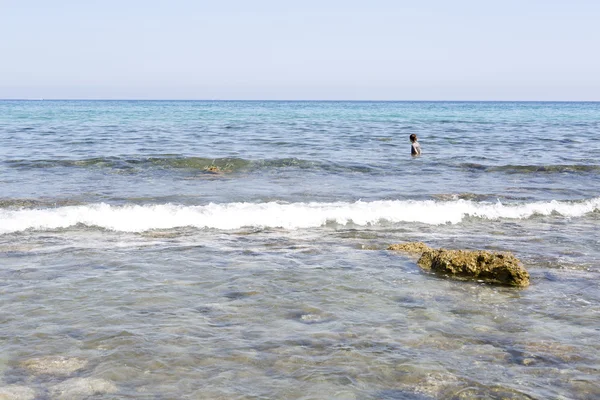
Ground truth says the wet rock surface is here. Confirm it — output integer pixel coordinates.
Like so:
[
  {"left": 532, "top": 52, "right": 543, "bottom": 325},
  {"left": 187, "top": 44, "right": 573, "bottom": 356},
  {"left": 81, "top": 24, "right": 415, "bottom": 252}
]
[
  {"left": 388, "top": 242, "right": 530, "bottom": 287},
  {"left": 387, "top": 242, "right": 432, "bottom": 254},
  {"left": 418, "top": 249, "right": 530, "bottom": 287}
]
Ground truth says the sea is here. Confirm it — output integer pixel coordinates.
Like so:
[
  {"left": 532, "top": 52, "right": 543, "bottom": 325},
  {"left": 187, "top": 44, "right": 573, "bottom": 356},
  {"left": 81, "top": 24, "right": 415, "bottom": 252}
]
[{"left": 0, "top": 100, "right": 598, "bottom": 399}]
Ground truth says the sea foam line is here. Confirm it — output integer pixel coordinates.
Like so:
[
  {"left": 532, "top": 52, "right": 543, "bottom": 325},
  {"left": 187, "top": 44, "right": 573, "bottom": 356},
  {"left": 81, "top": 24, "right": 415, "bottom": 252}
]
[{"left": 0, "top": 198, "right": 598, "bottom": 234}]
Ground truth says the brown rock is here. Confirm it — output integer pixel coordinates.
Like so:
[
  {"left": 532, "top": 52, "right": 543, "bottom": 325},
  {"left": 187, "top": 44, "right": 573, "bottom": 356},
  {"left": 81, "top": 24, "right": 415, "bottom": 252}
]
[
  {"left": 387, "top": 242, "right": 432, "bottom": 254},
  {"left": 417, "top": 249, "right": 530, "bottom": 287},
  {"left": 204, "top": 165, "right": 222, "bottom": 173}
]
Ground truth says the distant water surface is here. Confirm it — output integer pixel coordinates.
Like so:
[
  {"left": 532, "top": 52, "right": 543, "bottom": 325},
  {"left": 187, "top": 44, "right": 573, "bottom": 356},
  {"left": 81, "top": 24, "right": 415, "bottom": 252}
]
[{"left": 0, "top": 101, "right": 599, "bottom": 399}]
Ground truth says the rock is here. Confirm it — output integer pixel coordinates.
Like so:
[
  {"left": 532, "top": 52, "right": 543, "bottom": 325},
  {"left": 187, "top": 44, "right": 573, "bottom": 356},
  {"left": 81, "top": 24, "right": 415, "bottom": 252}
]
[
  {"left": 0, "top": 385, "right": 36, "bottom": 400},
  {"left": 521, "top": 357, "right": 536, "bottom": 366},
  {"left": 387, "top": 242, "right": 530, "bottom": 287},
  {"left": 204, "top": 165, "right": 222, "bottom": 173},
  {"left": 520, "top": 340, "right": 585, "bottom": 363},
  {"left": 49, "top": 378, "right": 117, "bottom": 399},
  {"left": 418, "top": 249, "right": 530, "bottom": 287},
  {"left": 387, "top": 242, "right": 432, "bottom": 254},
  {"left": 203, "top": 164, "right": 231, "bottom": 174},
  {"left": 21, "top": 356, "right": 87, "bottom": 376}
]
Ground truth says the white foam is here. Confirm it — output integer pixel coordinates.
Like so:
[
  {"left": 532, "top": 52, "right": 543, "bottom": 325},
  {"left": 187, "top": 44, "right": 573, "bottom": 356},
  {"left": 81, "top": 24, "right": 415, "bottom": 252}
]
[{"left": 0, "top": 198, "right": 598, "bottom": 234}]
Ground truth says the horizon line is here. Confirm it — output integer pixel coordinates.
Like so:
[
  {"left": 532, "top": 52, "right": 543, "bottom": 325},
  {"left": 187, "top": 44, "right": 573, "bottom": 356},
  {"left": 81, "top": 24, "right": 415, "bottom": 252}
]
[{"left": 1, "top": 98, "right": 599, "bottom": 103}]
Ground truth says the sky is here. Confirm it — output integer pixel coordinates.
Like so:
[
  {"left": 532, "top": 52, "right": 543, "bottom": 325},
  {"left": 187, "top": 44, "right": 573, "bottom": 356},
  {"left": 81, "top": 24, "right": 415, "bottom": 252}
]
[{"left": 1, "top": 0, "right": 599, "bottom": 100}]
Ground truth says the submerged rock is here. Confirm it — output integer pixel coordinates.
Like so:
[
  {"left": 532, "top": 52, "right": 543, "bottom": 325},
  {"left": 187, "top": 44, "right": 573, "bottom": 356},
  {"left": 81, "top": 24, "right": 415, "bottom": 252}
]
[
  {"left": 0, "top": 385, "right": 36, "bottom": 400},
  {"left": 21, "top": 355, "right": 87, "bottom": 376},
  {"left": 49, "top": 378, "right": 118, "bottom": 399},
  {"left": 418, "top": 249, "right": 529, "bottom": 287}
]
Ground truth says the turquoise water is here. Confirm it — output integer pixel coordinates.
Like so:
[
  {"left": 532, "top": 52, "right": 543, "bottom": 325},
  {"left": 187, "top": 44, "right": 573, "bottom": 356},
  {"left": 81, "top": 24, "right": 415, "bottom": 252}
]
[{"left": 0, "top": 101, "right": 599, "bottom": 399}]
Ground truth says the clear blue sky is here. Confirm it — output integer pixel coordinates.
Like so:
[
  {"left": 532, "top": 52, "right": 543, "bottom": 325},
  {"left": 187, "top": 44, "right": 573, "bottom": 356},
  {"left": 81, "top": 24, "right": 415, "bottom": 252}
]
[{"left": 1, "top": 0, "right": 599, "bottom": 100}]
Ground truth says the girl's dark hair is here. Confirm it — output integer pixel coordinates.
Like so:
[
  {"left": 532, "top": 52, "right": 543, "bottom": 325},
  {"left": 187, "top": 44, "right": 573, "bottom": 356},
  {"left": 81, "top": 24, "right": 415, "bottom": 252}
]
[{"left": 410, "top": 134, "right": 417, "bottom": 142}]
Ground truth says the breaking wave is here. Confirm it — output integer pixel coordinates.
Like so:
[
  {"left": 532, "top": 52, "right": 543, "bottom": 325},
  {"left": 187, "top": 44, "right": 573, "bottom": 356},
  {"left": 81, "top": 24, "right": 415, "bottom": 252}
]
[{"left": 1, "top": 198, "right": 598, "bottom": 234}]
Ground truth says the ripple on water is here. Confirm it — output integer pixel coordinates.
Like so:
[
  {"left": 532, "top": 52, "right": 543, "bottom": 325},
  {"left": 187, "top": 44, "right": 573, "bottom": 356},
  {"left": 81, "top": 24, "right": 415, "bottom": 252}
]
[{"left": 286, "top": 306, "right": 336, "bottom": 325}]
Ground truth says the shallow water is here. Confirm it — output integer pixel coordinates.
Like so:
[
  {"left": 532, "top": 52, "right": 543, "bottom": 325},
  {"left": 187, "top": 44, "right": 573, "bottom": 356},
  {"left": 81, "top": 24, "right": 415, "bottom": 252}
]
[{"left": 1, "top": 101, "right": 599, "bottom": 399}]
